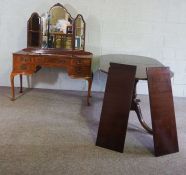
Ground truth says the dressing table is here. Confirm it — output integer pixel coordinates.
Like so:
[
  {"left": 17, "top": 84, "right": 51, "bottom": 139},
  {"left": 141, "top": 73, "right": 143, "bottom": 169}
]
[{"left": 10, "top": 3, "right": 93, "bottom": 105}]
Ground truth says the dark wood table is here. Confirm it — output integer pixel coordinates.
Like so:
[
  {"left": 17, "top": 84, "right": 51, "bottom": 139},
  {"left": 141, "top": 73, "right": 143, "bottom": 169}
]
[
  {"left": 99, "top": 54, "right": 169, "bottom": 79},
  {"left": 99, "top": 54, "right": 170, "bottom": 133},
  {"left": 96, "top": 54, "right": 178, "bottom": 156}
]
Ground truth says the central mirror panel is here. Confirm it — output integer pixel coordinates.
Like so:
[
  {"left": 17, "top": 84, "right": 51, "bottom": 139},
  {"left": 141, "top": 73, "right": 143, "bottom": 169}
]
[
  {"left": 28, "top": 3, "right": 86, "bottom": 50},
  {"left": 47, "top": 4, "right": 73, "bottom": 49}
]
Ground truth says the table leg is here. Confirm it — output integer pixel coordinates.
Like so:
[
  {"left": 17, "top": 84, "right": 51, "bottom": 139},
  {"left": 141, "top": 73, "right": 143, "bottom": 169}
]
[
  {"left": 86, "top": 76, "right": 92, "bottom": 105},
  {"left": 10, "top": 73, "right": 15, "bottom": 101},
  {"left": 20, "top": 74, "right": 23, "bottom": 93},
  {"left": 131, "top": 80, "right": 153, "bottom": 134}
]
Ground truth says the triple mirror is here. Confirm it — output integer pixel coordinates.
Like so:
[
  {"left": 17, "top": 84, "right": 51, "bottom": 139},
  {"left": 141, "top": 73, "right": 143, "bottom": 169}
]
[{"left": 27, "top": 3, "right": 85, "bottom": 50}]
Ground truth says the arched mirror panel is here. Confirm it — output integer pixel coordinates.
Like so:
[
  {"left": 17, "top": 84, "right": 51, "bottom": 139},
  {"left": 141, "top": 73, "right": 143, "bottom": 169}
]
[
  {"left": 27, "top": 13, "right": 41, "bottom": 47},
  {"left": 75, "top": 14, "right": 85, "bottom": 50}
]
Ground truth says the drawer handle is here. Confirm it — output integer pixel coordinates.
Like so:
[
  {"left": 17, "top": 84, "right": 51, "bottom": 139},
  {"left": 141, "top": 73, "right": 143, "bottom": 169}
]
[
  {"left": 21, "top": 57, "right": 31, "bottom": 62},
  {"left": 20, "top": 64, "right": 27, "bottom": 70},
  {"left": 76, "top": 67, "right": 81, "bottom": 73},
  {"left": 60, "top": 60, "right": 66, "bottom": 64},
  {"left": 21, "top": 58, "right": 30, "bottom": 62},
  {"left": 76, "top": 60, "right": 81, "bottom": 64}
]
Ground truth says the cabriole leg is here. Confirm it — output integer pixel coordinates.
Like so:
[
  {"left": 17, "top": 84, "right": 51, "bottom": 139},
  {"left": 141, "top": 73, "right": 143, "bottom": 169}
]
[
  {"left": 20, "top": 74, "right": 23, "bottom": 93},
  {"left": 87, "top": 77, "right": 92, "bottom": 105},
  {"left": 10, "top": 73, "right": 15, "bottom": 101}
]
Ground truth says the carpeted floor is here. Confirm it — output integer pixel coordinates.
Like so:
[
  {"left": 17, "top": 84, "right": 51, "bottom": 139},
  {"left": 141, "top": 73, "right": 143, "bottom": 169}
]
[{"left": 0, "top": 87, "right": 185, "bottom": 175}]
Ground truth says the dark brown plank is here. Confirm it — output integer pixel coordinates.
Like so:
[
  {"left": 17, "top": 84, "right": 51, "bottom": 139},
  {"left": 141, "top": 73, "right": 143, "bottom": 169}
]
[
  {"left": 147, "top": 67, "right": 179, "bottom": 156},
  {"left": 96, "top": 63, "right": 136, "bottom": 152}
]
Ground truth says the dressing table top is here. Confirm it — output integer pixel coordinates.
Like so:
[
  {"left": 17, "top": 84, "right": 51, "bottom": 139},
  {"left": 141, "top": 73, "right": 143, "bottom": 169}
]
[{"left": 14, "top": 48, "right": 92, "bottom": 58}]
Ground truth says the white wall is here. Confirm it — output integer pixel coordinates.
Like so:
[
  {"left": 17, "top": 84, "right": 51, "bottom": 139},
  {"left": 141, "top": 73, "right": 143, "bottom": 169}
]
[{"left": 0, "top": 0, "right": 186, "bottom": 96}]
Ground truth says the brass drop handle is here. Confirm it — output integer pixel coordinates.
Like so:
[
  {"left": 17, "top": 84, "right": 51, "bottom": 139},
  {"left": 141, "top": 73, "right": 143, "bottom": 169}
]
[
  {"left": 21, "top": 57, "right": 31, "bottom": 62},
  {"left": 76, "top": 67, "right": 81, "bottom": 73},
  {"left": 76, "top": 60, "right": 81, "bottom": 64},
  {"left": 60, "top": 60, "right": 66, "bottom": 64},
  {"left": 20, "top": 64, "right": 27, "bottom": 70}
]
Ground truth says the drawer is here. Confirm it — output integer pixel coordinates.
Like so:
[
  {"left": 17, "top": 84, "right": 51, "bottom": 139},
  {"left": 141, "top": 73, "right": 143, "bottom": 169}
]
[
  {"left": 44, "top": 57, "right": 70, "bottom": 66},
  {"left": 34, "top": 57, "right": 45, "bottom": 64},
  {"left": 13, "top": 63, "right": 36, "bottom": 72},
  {"left": 71, "top": 58, "right": 91, "bottom": 66},
  {"left": 69, "top": 66, "right": 91, "bottom": 77},
  {"left": 14, "top": 56, "right": 33, "bottom": 63}
]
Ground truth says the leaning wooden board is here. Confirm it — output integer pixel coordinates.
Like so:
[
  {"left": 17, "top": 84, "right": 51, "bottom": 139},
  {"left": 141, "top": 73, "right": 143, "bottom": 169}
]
[{"left": 147, "top": 67, "right": 179, "bottom": 156}]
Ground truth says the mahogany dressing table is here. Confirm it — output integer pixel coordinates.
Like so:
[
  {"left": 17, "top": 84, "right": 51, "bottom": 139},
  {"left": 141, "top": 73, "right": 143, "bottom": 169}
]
[{"left": 10, "top": 3, "right": 93, "bottom": 105}]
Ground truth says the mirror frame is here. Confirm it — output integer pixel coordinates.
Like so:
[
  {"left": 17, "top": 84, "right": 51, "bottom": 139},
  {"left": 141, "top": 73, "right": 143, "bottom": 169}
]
[{"left": 27, "top": 3, "right": 86, "bottom": 51}]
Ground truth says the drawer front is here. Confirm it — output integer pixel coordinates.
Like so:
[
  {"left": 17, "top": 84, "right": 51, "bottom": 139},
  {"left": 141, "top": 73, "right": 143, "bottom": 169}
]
[
  {"left": 69, "top": 66, "right": 91, "bottom": 77},
  {"left": 13, "top": 63, "right": 36, "bottom": 72},
  {"left": 44, "top": 57, "right": 70, "bottom": 66},
  {"left": 34, "top": 57, "right": 45, "bottom": 64},
  {"left": 71, "top": 58, "right": 91, "bottom": 66},
  {"left": 14, "top": 56, "right": 33, "bottom": 63}
]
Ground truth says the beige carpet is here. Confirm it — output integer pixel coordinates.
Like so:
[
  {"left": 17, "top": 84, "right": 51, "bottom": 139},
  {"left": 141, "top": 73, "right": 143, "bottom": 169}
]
[{"left": 0, "top": 87, "right": 185, "bottom": 175}]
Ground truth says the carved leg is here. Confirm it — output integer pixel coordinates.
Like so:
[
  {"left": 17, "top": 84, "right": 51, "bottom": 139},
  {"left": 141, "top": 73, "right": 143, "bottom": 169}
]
[
  {"left": 20, "top": 74, "right": 23, "bottom": 93},
  {"left": 133, "top": 99, "right": 153, "bottom": 134},
  {"left": 131, "top": 80, "right": 153, "bottom": 134},
  {"left": 10, "top": 73, "right": 15, "bottom": 101},
  {"left": 90, "top": 72, "right": 94, "bottom": 97},
  {"left": 87, "top": 77, "right": 92, "bottom": 106}
]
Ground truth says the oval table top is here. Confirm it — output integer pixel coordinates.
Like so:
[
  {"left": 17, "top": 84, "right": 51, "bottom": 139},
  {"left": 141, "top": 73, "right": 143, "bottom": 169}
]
[{"left": 99, "top": 54, "right": 173, "bottom": 80}]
